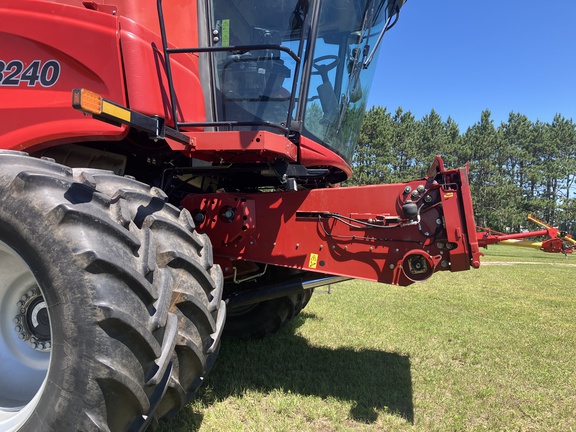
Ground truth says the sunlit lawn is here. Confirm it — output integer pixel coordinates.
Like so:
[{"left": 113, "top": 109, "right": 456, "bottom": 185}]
[{"left": 161, "top": 245, "right": 576, "bottom": 431}]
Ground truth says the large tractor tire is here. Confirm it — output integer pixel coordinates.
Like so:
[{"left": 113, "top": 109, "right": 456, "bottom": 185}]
[
  {"left": 224, "top": 289, "right": 313, "bottom": 339},
  {"left": 0, "top": 151, "right": 225, "bottom": 431}
]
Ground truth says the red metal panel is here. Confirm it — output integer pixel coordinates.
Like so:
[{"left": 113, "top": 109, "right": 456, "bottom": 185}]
[
  {"left": 457, "top": 164, "right": 482, "bottom": 268},
  {"left": 299, "top": 135, "right": 353, "bottom": 177},
  {"left": 0, "top": 0, "right": 127, "bottom": 151},
  {"left": 36, "top": 0, "right": 200, "bottom": 49},
  {"left": 119, "top": 16, "right": 206, "bottom": 127},
  {"left": 182, "top": 158, "right": 479, "bottom": 286},
  {"left": 166, "top": 130, "right": 298, "bottom": 163}
]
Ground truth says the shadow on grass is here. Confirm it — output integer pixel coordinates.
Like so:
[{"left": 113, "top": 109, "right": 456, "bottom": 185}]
[{"left": 161, "top": 311, "right": 413, "bottom": 430}]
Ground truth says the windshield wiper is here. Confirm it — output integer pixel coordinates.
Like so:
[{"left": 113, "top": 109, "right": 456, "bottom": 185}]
[{"left": 363, "top": 0, "right": 402, "bottom": 69}]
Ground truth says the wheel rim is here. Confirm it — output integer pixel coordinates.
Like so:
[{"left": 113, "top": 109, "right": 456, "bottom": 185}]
[{"left": 0, "top": 240, "right": 51, "bottom": 430}]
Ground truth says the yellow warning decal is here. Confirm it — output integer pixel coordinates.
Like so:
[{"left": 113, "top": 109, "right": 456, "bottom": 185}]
[
  {"left": 221, "top": 19, "right": 230, "bottom": 47},
  {"left": 443, "top": 192, "right": 454, "bottom": 199},
  {"left": 308, "top": 253, "right": 318, "bottom": 269}
]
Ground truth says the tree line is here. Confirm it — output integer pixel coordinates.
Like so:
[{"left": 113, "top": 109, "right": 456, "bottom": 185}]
[{"left": 348, "top": 106, "right": 576, "bottom": 235}]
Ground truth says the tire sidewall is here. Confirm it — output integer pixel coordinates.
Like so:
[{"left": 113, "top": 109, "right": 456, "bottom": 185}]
[
  {"left": 0, "top": 155, "right": 225, "bottom": 431},
  {"left": 0, "top": 202, "right": 96, "bottom": 431}
]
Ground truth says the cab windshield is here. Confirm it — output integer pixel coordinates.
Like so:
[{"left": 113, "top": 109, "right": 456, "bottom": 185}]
[{"left": 208, "top": 0, "right": 400, "bottom": 162}]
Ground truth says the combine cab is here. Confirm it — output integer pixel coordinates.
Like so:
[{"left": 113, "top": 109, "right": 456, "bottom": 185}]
[{"left": 0, "top": 0, "right": 480, "bottom": 430}]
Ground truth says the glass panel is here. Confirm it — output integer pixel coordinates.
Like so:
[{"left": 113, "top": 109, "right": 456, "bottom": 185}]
[
  {"left": 303, "top": 0, "right": 392, "bottom": 162},
  {"left": 209, "top": 0, "right": 304, "bottom": 128},
  {"left": 208, "top": 0, "right": 396, "bottom": 162}
]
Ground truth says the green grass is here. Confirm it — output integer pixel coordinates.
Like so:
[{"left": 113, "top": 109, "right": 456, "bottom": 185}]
[{"left": 160, "top": 245, "right": 576, "bottom": 431}]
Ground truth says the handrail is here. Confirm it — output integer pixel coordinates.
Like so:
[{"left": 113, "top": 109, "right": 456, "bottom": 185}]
[
  {"left": 156, "top": 0, "right": 179, "bottom": 129},
  {"left": 156, "top": 0, "right": 301, "bottom": 135}
]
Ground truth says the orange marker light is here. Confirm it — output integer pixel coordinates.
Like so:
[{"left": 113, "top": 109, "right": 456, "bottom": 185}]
[{"left": 72, "top": 88, "right": 102, "bottom": 115}]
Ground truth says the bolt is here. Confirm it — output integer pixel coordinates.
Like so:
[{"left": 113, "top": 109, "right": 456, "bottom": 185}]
[
  {"left": 424, "top": 195, "right": 432, "bottom": 203},
  {"left": 417, "top": 185, "right": 425, "bottom": 193},
  {"left": 369, "top": 247, "right": 374, "bottom": 252},
  {"left": 411, "top": 190, "right": 419, "bottom": 198},
  {"left": 17, "top": 301, "right": 24, "bottom": 307},
  {"left": 222, "top": 208, "right": 235, "bottom": 220},
  {"left": 389, "top": 264, "right": 395, "bottom": 269},
  {"left": 441, "top": 260, "right": 449, "bottom": 268},
  {"left": 404, "top": 186, "right": 412, "bottom": 194},
  {"left": 18, "top": 334, "right": 25, "bottom": 340},
  {"left": 14, "top": 325, "right": 22, "bottom": 332},
  {"left": 436, "top": 218, "right": 442, "bottom": 225},
  {"left": 436, "top": 242, "right": 445, "bottom": 249},
  {"left": 45, "top": 341, "right": 51, "bottom": 349}
]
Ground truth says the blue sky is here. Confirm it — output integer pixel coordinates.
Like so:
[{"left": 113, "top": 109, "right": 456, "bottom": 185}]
[{"left": 367, "top": 0, "right": 576, "bottom": 132}]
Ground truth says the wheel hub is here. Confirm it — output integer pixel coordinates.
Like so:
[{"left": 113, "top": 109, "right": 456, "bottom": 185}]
[{"left": 13, "top": 286, "right": 51, "bottom": 352}]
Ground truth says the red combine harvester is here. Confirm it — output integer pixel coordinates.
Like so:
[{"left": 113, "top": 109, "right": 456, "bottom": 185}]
[{"left": 0, "top": 0, "right": 480, "bottom": 430}]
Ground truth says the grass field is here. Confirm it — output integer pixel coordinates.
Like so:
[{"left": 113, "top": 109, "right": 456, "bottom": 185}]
[{"left": 160, "top": 245, "right": 576, "bottom": 431}]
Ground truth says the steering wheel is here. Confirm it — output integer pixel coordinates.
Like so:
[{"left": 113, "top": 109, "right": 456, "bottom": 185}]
[{"left": 312, "top": 55, "right": 340, "bottom": 83}]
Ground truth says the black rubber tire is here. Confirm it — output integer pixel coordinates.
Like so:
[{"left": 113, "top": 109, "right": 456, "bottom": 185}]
[
  {"left": 224, "top": 289, "right": 313, "bottom": 339},
  {"left": 0, "top": 151, "right": 224, "bottom": 432}
]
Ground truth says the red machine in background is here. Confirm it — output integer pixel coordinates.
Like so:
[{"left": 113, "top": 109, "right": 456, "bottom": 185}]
[
  {"left": 0, "top": 1, "right": 481, "bottom": 430},
  {"left": 477, "top": 214, "right": 576, "bottom": 255}
]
